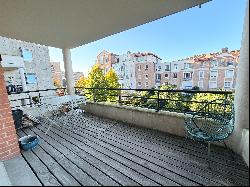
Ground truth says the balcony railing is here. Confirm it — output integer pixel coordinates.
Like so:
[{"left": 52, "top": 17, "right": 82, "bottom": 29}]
[
  {"left": 8, "top": 86, "right": 233, "bottom": 116},
  {"left": 74, "top": 87, "right": 234, "bottom": 115}
]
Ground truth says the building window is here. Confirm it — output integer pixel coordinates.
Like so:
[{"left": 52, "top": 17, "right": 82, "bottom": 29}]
[
  {"left": 224, "top": 81, "right": 232, "bottom": 88},
  {"left": 211, "top": 61, "right": 218, "bottom": 68},
  {"left": 199, "top": 71, "right": 204, "bottom": 80},
  {"left": 174, "top": 64, "right": 178, "bottom": 70},
  {"left": 145, "top": 65, "right": 149, "bottom": 70},
  {"left": 210, "top": 70, "right": 217, "bottom": 79},
  {"left": 183, "top": 72, "right": 192, "bottom": 80},
  {"left": 209, "top": 81, "right": 217, "bottom": 89},
  {"left": 25, "top": 73, "right": 37, "bottom": 84},
  {"left": 138, "top": 82, "right": 141, "bottom": 86},
  {"left": 165, "top": 73, "right": 168, "bottom": 78},
  {"left": 227, "top": 61, "right": 234, "bottom": 66},
  {"left": 173, "top": 73, "right": 177, "bottom": 78},
  {"left": 138, "top": 65, "right": 141, "bottom": 71},
  {"left": 198, "top": 81, "right": 204, "bottom": 88},
  {"left": 158, "top": 66, "right": 161, "bottom": 71},
  {"left": 21, "top": 48, "right": 33, "bottom": 62},
  {"left": 156, "top": 74, "right": 161, "bottom": 80},
  {"left": 200, "top": 62, "right": 205, "bottom": 67},
  {"left": 225, "top": 69, "right": 234, "bottom": 78},
  {"left": 184, "top": 63, "right": 192, "bottom": 69},
  {"left": 165, "top": 65, "right": 170, "bottom": 71},
  {"left": 138, "top": 75, "right": 141, "bottom": 79},
  {"left": 145, "top": 74, "right": 148, "bottom": 79},
  {"left": 145, "top": 82, "right": 149, "bottom": 87}
]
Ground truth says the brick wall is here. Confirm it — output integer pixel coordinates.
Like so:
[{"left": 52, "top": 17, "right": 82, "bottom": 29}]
[{"left": 0, "top": 66, "right": 20, "bottom": 160}]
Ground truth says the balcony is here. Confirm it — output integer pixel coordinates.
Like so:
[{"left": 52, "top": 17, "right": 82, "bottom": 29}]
[
  {"left": 16, "top": 112, "right": 248, "bottom": 186},
  {"left": 0, "top": 0, "right": 249, "bottom": 186},
  {"left": 3, "top": 87, "right": 249, "bottom": 185}
]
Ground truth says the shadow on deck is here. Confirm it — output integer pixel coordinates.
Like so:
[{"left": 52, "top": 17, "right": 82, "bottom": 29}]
[{"left": 17, "top": 113, "right": 249, "bottom": 186}]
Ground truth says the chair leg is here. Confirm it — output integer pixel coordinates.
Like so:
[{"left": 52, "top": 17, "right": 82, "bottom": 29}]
[{"left": 223, "top": 141, "right": 235, "bottom": 161}]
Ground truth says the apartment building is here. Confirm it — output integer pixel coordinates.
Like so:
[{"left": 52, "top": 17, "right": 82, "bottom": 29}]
[
  {"left": 155, "top": 48, "right": 239, "bottom": 90},
  {"left": 96, "top": 50, "right": 161, "bottom": 89},
  {"left": 0, "top": 36, "right": 55, "bottom": 107},
  {"left": 95, "top": 50, "right": 119, "bottom": 74},
  {"left": 134, "top": 52, "right": 161, "bottom": 89},
  {"left": 95, "top": 48, "right": 239, "bottom": 90},
  {"left": 50, "top": 61, "right": 63, "bottom": 86},
  {"left": 112, "top": 51, "right": 136, "bottom": 89},
  {"left": 61, "top": 71, "right": 84, "bottom": 87}
]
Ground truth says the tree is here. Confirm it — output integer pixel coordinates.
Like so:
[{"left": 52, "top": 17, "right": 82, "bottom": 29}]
[
  {"left": 86, "top": 64, "right": 108, "bottom": 101},
  {"left": 189, "top": 90, "right": 234, "bottom": 114},
  {"left": 75, "top": 76, "right": 87, "bottom": 95},
  {"left": 53, "top": 80, "right": 61, "bottom": 88},
  {"left": 105, "top": 68, "right": 120, "bottom": 102}
]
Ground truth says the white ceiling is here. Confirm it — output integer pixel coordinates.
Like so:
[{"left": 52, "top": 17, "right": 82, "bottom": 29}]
[{"left": 0, "top": 0, "right": 210, "bottom": 49}]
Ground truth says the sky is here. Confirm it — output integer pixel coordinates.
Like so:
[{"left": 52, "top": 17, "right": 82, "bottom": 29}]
[{"left": 49, "top": 0, "right": 247, "bottom": 76}]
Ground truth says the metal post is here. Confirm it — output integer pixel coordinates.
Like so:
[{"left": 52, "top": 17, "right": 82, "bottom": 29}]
[{"left": 157, "top": 90, "right": 160, "bottom": 112}]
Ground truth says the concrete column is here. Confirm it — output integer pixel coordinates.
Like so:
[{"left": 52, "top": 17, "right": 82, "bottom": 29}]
[
  {"left": 231, "top": 0, "right": 249, "bottom": 155},
  {"left": 62, "top": 48, "right": 74, "bottom": 95}
]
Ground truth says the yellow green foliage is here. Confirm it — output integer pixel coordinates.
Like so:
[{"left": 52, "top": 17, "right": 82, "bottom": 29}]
[{"left": 105, "top": 68, "right": 120, "bottom": 102}]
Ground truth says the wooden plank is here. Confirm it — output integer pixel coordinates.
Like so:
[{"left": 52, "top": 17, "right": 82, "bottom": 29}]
[
  {"left": 57, "top": 119, "right": 248, "bottom": 186},
  {"left": 17, "top": 131, "right": 62, "bottom": 186},
  {"left": 32, "top": 126, "right": 139, "bottom": 186},
  {"left": 77, "top": 116, "right": 248, "bottom": 178},
  {"left": 100, "top": 129, "right": 249, "bottom": 186},
  {"left": 102, "top": 127, "right": 249, "bottom": 179},
  {"left": 21, "top": 128, "right": 101, "bottom": 186},
  {"left": 37, "top": 124, "right": 160, "bottom": 186},
  {"left": 47, "top": 126, "right": 181, "bottom": 186},
  {"left": 108, "top": 123, "right": 247, "bottom": 168},
  {"left": 18, "top": 130, "right": 81, "bottom": 186},
  {"left": 40, "top": 123, "right": 219, "bottom": 186}
]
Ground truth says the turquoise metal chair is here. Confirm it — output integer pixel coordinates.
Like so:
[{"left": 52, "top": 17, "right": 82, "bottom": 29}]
[{"left": 184, "top": 99, "right": 235, "bottom": 165}]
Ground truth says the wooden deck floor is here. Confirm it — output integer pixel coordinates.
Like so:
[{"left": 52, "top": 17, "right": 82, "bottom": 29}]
[{"left": 17, "top": 113, "right": 249, "bottom": 186}]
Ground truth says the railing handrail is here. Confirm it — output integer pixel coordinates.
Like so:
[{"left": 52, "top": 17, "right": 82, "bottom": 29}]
[{"left": 75, "top": 87, "right": 233, "bottom": 94}]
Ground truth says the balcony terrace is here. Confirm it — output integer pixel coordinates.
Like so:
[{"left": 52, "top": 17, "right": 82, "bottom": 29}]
[
  {"left": 0, "top": 0, "right": 249, "bottom": 186},
  {"left": 16, "top": 112, "right": 249, "bottom": 186}
]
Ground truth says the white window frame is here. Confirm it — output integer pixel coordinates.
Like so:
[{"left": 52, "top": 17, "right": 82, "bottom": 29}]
[
  {"left": 199, "top": 71, "right": 204, "bottom": 80},
  {"left": 224, "top": 81, "right": 232, "bottom": 88},
  {"left": 138, "top": 82, "right": 141, "bottom": 86},
  {"left": 184, "top": 63, "right": 192, "bottom": 69},
  {"left": 145, "top": 74, "right": 148, "bottom": 79},
  {"left": 173, "top": 73, "right": 177, "bottom": 79},
  {"left": 138, "top": 75, "right": 141, "bottom": 79},
  {"left": 138, "top": 65, "right": 141, "bottom": 71},
  {"left": 165, "top": 65, "right": 170, "bottom": 71},
  {"left": 225, "top": 69, "right": 234, "bottom": 78},
  {"left": 183, "top": 72, "right": 192, "bottom": 80},
  {"left": 158, "top": 66, "right": 161, "bottom": 71},
  {"left": 210, "top": 70, "right": 218, "bottom": 79},
  {"left": 174, "top": 64, "right": 178, "bottom": 71},
  {"left": 209, "top": 81, "right": 217, "bottom": 89},
  {"left": 211, "top": 61, "right": 218, "bottom": 68},
  {"left": 156, "top": 74, "right": 161, "bottom": 80}
]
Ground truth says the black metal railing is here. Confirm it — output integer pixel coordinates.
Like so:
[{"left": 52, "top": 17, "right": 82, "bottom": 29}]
[
  {"left": 7, "top": 86, "right": 233, "bottom": 115},
  {"left": 74, "top": 87, "right": 234, "bottom": 115}
]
